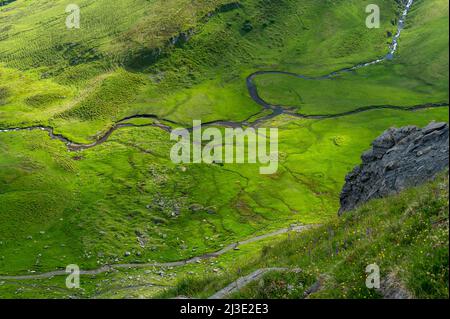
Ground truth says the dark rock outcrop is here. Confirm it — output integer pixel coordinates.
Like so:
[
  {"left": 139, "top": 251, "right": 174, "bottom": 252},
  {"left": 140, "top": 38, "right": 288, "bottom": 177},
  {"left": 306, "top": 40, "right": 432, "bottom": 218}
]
[
  {"left": 339, "top": 122, "right": 449, "bottom": 214},
  {"left": 0, "top": 0, "right": 16, "bottom": 7}
]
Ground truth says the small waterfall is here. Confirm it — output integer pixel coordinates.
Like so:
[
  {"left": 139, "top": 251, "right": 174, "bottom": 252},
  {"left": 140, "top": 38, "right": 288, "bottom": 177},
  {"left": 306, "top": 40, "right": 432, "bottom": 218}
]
[{"left": 387, "top": 0, "right": 415, "bottom": 60}]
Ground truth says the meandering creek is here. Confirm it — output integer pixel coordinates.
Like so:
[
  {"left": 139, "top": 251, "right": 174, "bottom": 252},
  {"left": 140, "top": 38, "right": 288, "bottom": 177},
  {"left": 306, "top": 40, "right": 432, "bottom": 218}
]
[
  {"left": 0, "top": 225, "right": 312, "bottom": 280},
  {"left": 0, "top": 0, "right": 447, "bottom": 281},
  {"left": 0, "top": 1, "right": 446, "bottom": 152}
]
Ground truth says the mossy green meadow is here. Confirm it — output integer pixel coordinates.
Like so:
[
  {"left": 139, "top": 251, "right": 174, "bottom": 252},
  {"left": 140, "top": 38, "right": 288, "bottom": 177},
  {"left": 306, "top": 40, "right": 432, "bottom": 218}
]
[{"left": 0, "top": 0, "right": 448, "bottom": 298}]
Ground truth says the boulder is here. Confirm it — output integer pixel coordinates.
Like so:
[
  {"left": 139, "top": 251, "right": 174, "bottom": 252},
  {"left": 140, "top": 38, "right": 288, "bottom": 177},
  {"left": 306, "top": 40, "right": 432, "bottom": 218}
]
[{"left": 339, "top": 122, "right": 449, "bottom": 214}]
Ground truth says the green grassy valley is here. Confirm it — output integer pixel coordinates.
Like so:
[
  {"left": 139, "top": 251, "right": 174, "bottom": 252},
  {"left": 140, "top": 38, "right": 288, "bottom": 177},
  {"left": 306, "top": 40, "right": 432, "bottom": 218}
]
[{"left": 0, "top": 0, "right": 448, "bottom": 299}]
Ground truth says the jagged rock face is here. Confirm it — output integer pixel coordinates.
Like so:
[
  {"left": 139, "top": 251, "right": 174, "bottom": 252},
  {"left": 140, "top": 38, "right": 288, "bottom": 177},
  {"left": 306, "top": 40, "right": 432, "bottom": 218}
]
[{"left": 339, "top": 122, "right": 449, "bottom": 215}]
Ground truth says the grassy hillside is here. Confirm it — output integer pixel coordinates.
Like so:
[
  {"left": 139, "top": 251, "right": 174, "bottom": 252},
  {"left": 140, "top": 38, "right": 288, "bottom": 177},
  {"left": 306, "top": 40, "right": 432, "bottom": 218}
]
[{"left": 162, "top": 172, "right": 449, "bottom": 299}]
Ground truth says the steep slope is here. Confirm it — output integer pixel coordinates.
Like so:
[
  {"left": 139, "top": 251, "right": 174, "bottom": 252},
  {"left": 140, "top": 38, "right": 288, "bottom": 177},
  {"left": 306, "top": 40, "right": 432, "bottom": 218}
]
[{"left": 162, "top": 172, "right": 449, "bottom": 299}]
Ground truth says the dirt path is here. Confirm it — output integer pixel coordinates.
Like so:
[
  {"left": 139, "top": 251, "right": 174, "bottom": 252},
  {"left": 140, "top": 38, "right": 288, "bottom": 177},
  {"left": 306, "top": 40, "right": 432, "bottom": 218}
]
[
  {"left": 209, "top": 268, "right": 302, "bottom": 299},
  {"left": 0, "top": 225, "right": 312, "bottom": 281}
]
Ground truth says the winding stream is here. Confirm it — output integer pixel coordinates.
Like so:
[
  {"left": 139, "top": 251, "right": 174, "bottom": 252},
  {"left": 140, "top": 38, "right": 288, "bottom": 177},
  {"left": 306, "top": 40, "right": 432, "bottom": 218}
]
[
  {"left": 0, "top": 0, "right": 446, "bottom": 152},
  {"left": 0, "top": 225, "right": 312, "bottom": 280}
]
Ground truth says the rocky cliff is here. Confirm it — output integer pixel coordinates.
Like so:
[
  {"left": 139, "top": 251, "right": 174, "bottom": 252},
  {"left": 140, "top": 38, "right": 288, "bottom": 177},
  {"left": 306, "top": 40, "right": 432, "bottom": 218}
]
[{"left": 339, "top": 122, "right": 449, "bottom": 214}]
